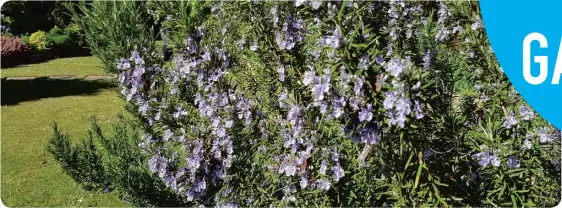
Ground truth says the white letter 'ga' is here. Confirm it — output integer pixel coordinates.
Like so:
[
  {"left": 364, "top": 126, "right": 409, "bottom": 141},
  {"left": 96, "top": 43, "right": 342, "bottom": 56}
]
[
  {"left": 523, "top": 32, "right": 548, "bottom": 85},
  {"left": 552, "top": 38, "right": 562, "bottom": 84}
]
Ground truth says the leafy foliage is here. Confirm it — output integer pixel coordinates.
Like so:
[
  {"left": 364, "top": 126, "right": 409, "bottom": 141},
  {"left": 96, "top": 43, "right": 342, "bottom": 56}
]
[
  {"left": 65, "top": 23, "right": 85, "bottom": 47},
  {"left": 64, "top": 1, "right": 160, "bottom": 74},
  {"left": 0, "top": 1, "right": 71, "bottom": 35},
  {"left": 46, "top": 123, "right": 107, "bottom": 191},
  {"left": 46, "top": 26, "right": 70, "bottom": 48},
  {"left": 0, "top": 36, "right": 28, "bottom": 57},
  {"left": 29, "top": 30, "right": 48, "bottom": 50},
  {"left": 47, "top": 117, "right": 189, "bottom": 207}
]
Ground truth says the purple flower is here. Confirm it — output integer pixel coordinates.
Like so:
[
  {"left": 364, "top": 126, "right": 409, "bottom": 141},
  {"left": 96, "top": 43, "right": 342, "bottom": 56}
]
[
  {"left": 302, "top": 70, "right": 317, "bottom": 86},
  {"left": 471, "top": 18, "right": 482, "bottom": 30},
  {"left": 202, "top": 50, "right": 211, "bottom": 61},
  {"left": 148, "top": 154, "right": 168, "bottom": 178},
  {"left": 491, "top": 150, "right": 501, "bottom": 167},
  {"left": 300, "top": 177, "right": 308, "bottom": 188},
  {"left": 215, "top": 127, "right": 226, "bottom": 137},
  {"left": 225, "top": 120, "right": 233, "bottom": 128},
  {"left": 283, "top": 163, "right": 297, "bottom": 176},
  {"left": 502, "top": 111, "right": 518, "bottom": 129},
  {"left": 474, "top": 149, "right": 500, "bottom": 167},
  {"left": 384, "top": 92, "right": 396, "bottom": 110},
  {"left": 325, "top": 27, "right": 342, "bottom": 49},
  {"left": 287, "top": 105, "right": 301, "bottom": 125},
  {"left": 423, "top": 149, "right": 432, "bottom": 159},
  {"left": 395, "top": 112, "right": 407, "bottom": 128},
  {"left": 480, "top": 93, "right": 489, "bottom": 102},
  {"left": 423, "top": 50, "right": 432, "bottom": 69},
  {"left": 236, "top": 39, "right": 246, "bottom": 49},
  {"left": 353, "top": 76, "right": 364, "bottom": 96},
  {"left": 507, "top": 156, "right": 520, "bottom": 169},
  {"left": 275, "top": 15, "right": 304, "bottom": 50},
  {"left": 138, "top": 102, "right": 149, "bottom": 116},
  {"left": 332, "top": 103, "right": 344, "bottom": 118},
  {"left": 317, "top": 178, "right": 331, "bottom": 191},
  {"left": 163, "top": 129, "right": 174, "bottom": 141},
  {"left": 311, "top": 75, "right": 331, "bottom": 101},
  {"left": 319, "top": 160, "right": 328, "bottom": 175},
  {"left": 277, "top": 65, "right": 285, "bottom": 82},
  {"left": 519, "top": 105, "right": 535, "bottom": 121},
  {"left": 117, "top": 58, "right": 131, "bottom": 70},
  {"left": 359, "top": 124, "right": 381, "bottom": 145},
  {"left": 358, "top": 55, "right": 371, "bottom": 71},
  {"left": 539, "top": 127, "right": 553, "bottom": 143},
  {"left": 437, "top": 3, "right": 451, "bottom": 24},
  {"left": 358, "top": 104, "right": 373, "bottom": 122},
  {"left": 474, "top": 151, "right": 490, "bottom": 167},
  {"left": 349, "top": 97, "right": 360, "bottom": 111},
  {"left": 414, "top": 100, "right": 424, "bottom": 119},
  {"left": 523, "top": 135, "right": 532, "bottom": 150},
  {"left": 185, "top": 37, "right": 198, "bottom": 54},
  {"left": 412, "top": 81, "right": 421, "bottom": 91},
  {"left": 250, "top": 41, "right": 258, "bottom": 51},
  {"left": 395, "top": 96, "right": 411, "bottom": 115},
  {"left": 311, "top": 0, "right": 321, "bottom": 9},
  {"left": 386, "top": 57, "right": 405, "bottom": 78},
  {"left": 389, "top": 28, "right": 398, "bottom": 41},
  {"left": 196, "top": 26, "right": 204, "bottom": 39},
  {"left": 173, "top": 106, "right": 188, "bottom": 119},
  {"left": 331, "top": 149, "right": 339, "bottom": 162},
  {"left": 278, "top": 89, "right": 289, "bottom": 108},
  {"left": 319, "top": 102, "right": 328, "bottom": 114},
  {"left": 331, "top": 165, "right": 345, "bottom": 182},
  {"left": 271, "top": 6, "right": 278, "bottom": 17},
  {"left": 375, "top": 55, "right": 385, "bottom": 65}
]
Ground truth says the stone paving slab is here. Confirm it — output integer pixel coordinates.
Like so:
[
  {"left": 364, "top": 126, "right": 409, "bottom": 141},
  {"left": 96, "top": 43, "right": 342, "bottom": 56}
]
[
  {"left": 84, "top": 75, "right": 113, "bottom": 81},
  {"left": 48, "top": 75, "right": 76, "bottom": 80},
  {"left": 2, "top": 75, "right": 115, "bottom": 81},
  {"left": 5, "top": 76, "right": 37, "bottom": 80}
]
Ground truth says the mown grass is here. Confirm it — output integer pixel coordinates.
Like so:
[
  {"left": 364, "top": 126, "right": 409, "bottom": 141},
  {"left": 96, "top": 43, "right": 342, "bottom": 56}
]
[
  {"left": 1, "top": 56, "right": 108, "bottom": 78},
  {"left": 1, "top": 57, "right": 129, "bottom": 206}
]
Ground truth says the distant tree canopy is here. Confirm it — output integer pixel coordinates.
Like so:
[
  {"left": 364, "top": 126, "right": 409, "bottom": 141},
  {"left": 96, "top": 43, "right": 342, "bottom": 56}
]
[{"left": 1, "top": 1, "right": 73, "bottom": 35}]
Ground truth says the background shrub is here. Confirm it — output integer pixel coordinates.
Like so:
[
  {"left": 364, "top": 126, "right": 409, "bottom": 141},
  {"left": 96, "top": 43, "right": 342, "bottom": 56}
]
[
  {"left": 0, "top": 24, "right": 11, "bottom": 34},
  {"left": 29, "top": 30, "right": 48, "bottom": 50},
  {"left": 64, "top": 1, "right": 160, "bottom": 73},
  {"left": 46, "top": 27, "right": 68, "bottom": 48},
  {"left": 20, "top": 34, "right": 30, "bottom": 45},
  {"left": 48, "top": 26, "right": 64, "bottom": 37},
  {"left": 65, "top": 23, "right": 85, "bottom": 47},
  {"left": 1, "top": 36, "right": 28, "bottom": 57},
  {"left": 46, "top": 26, "right": 69, "bottom": 48},
  {"left": 0, "top": 1, "right": 71, "bottom": 35},
  {"left": 1, "top": 25, "right": 13, "bottom": 37}
]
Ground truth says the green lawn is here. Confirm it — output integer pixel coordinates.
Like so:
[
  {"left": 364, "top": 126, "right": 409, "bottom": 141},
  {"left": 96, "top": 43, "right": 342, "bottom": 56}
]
[
  {"left": 1, "top": 57, "right": 129, "bottom": 206},
  {"left": 1, "top": 56, "right": 108, "bottom": 78}
]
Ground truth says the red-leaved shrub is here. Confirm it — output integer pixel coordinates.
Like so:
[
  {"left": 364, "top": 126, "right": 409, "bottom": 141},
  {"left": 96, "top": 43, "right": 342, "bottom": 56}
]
[{"left": 1, "top": 36, "right": 29, "bottom": 57}]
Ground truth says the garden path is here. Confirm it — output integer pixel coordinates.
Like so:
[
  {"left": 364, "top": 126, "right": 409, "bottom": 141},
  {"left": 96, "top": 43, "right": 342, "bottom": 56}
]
[{"left": 4, "top": 75, "right": 113, "bottom": 81}]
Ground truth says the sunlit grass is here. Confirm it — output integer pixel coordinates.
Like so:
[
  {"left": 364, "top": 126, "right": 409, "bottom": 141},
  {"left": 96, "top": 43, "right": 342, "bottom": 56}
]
[
  {"left": 1, "top": 57, "right": 129, "bottom": 206},
  {"left": 1, "top": 56, "right": 108, "bottom": 78}
]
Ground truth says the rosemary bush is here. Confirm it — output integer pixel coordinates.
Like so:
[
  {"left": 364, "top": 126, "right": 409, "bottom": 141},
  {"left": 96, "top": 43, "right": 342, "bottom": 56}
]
[{"left": 49, "top": 1, "right": 561, "bottom": 207}]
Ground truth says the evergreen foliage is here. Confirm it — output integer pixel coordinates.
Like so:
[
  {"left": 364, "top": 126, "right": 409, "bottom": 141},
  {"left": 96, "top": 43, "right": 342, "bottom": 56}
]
[{"left": 48, "top": 1, "right": 561, "bottom": 207}]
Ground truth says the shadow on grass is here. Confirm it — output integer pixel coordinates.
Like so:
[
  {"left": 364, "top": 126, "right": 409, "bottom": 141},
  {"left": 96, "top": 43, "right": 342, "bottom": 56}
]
[
  {"left": 1, "top": 77, "right": 117, "bottom": 106},
  {"left": 1, "top": 47, "right": 92, "bottom": 68}
]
